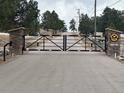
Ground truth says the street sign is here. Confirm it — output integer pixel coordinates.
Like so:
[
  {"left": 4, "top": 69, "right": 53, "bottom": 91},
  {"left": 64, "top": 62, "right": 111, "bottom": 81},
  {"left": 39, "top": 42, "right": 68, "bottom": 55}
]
[{"left": 110, "top": 33, "right": 119, "bottom": 42}]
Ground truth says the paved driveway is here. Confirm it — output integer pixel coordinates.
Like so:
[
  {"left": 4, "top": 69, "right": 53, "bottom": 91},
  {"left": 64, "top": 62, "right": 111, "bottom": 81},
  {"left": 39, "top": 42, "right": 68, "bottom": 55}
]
[{"left": 0, "top": 51, "right": 124, "bottom": 93}]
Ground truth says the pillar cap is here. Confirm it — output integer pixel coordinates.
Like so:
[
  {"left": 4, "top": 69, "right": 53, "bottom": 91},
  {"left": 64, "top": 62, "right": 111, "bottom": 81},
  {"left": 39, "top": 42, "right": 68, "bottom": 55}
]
[
  {"left": 8, "top": 27, "right": 25, "bottom": 32},
  {"left": 105, "top": 28, "right": 122, "bottom": 33}
]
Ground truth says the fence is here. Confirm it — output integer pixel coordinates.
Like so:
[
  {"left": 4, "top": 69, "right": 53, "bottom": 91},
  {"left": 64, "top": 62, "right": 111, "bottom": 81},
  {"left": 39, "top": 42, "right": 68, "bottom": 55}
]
[{"left": 120, "top": 34, "right": 124, "bottom": 57}]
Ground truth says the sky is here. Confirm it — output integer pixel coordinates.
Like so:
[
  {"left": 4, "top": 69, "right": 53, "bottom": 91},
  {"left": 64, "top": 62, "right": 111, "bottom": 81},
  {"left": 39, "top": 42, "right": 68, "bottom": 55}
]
[{"left": 35, "top": 0, "right": 124, "bottom": 30}]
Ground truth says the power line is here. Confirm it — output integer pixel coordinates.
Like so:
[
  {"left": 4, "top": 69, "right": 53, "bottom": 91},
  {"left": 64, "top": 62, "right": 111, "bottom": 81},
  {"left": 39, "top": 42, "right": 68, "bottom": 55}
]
[
  {"left": 97, "top": 0, "right": 122, "bottom": 12},
  {"left": 87, "top": 0, "right": 122, "bottom": 17},
  {"left": 89, "top": 0, "right": 107, "bottom": 17},
  {"left": 89, "top": 7, "right": 94, "bottom": 17},
  {"left": 109, "top": 0, "right": 122, "bottom": 7}
]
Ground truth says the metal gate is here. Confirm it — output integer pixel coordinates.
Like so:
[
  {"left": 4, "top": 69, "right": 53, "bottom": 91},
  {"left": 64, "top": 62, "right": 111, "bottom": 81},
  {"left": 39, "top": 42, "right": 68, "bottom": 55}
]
[{"left": 26, "top": 34, "right": 105, "bottom": 52}]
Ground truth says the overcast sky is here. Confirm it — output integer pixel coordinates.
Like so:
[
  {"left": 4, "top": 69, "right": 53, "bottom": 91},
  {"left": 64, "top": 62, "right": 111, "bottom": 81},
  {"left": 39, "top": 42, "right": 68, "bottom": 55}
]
[{"left": 36, "top": 0, "right": 124, "bottom": 29}]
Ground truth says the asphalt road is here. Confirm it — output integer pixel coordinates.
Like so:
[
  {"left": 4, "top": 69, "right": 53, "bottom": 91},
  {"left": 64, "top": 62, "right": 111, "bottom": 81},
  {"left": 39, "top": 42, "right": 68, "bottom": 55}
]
[{"left": 0, "top": 51, "right": 124, "bottom": 93}]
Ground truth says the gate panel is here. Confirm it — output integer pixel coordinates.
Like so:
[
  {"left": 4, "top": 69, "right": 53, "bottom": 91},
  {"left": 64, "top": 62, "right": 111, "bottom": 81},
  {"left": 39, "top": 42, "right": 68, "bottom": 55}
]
[
  {"left": 26, "top": 35, "right": 64, "bottom": 51},
  {"left": 26, "top": 33, "right": 105, "bottom": 52}
]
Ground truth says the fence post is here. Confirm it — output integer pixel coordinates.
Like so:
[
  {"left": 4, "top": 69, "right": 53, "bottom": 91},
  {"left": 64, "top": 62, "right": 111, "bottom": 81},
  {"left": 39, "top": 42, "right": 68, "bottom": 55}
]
[
  {"left": 85, "top": 35, "right": 87, "bottom": 51},
  {"left": 63, "top": 35, "right": 67, "bottom": 51},
  {"left": 3, "top": 41, "right": 12, "bottom": 61},
  {"left": 43, "top": 36, "right": 45, "bottom": 51},
  {"left": 22, "top": 35, "right": 26, "bottom": 51},
  {"left": 105, "top": 31, "right": 107, "bottom": 53}
]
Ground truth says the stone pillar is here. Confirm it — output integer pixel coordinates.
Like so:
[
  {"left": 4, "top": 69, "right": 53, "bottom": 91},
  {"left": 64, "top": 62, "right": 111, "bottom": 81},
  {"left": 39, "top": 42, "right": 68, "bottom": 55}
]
[
  {"left": 8, "top": 27, "right": 25, "bottom": 55},
  {"left": 105, "top": 28, "right": 122, "bottom": 57}
]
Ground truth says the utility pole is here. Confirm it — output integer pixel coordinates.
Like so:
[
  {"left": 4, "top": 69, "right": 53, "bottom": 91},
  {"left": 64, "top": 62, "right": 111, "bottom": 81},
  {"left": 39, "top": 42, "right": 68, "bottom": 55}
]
[
  {"left": 94, "top": 0, "right": 97, "bottom": 50},
  {"left": 77, "top": 9, "right": 81, "bottom": 23},
  {"left": 77, "top": 9, "right": 81, "bottom": 32}
]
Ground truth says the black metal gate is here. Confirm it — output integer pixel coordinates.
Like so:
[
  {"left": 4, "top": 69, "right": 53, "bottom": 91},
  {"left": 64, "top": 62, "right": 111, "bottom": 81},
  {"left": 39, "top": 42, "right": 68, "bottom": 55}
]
[{"left": 26, "top": 34, "right": 105, "bottom": 52}]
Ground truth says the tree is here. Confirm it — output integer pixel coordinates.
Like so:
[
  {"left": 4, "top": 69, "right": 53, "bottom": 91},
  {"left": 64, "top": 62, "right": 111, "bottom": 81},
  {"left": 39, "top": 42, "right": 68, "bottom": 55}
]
[
  {"left": 60, "top": 25, "right": 67, "bottom": 32},
  {"left": 77, "top": 7, "right": 124, "bottom": 35},
  {"left": 41, "top": 11, "right": 51, "bottom": 30},
  {"left": 121, "top": 11, "right": 124, "bottom": 32},
  {"left": 23, "top": 0, "right": 40, "bottom": 35},
  {"left": 41, "top": 10, "right": 65, "bottom": 31},
  {"left": 69, "top": 19, "right": 77, "bottom": 32},
  {"left": 0, "top": 0, "right": 21, "bottom": 31},
  {"left": 0, "top": 0, "right": 40, "bottom": 35},
  {"left": 100, "top": 7, "right": 124, "bottom": 33},
  {"left": 79, "top": 14, "right": 93, "bottom": 35}
]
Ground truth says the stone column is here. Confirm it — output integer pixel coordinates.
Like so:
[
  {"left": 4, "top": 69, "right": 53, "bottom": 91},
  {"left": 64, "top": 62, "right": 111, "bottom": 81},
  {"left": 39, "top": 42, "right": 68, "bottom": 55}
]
[
  {"left": 105, "top": 28, "right": 122, "bottom": 57},
  {"left": 8, "top": 27, "right": 25, "bottom": 55}
]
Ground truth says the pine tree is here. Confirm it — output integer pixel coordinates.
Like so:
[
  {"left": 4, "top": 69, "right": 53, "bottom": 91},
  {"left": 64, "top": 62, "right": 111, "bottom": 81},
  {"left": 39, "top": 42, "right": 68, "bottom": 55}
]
[{"left": 69, "top": 19, "right": 77, "bottom": 32}]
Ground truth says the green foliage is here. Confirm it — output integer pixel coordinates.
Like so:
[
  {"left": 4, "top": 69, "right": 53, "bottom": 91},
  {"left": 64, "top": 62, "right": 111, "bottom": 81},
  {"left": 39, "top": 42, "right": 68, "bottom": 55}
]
[
  {"left": 0, "top": 0, "right": 20, "bottom": 31},
  {"left": 79, "top": 14, "right": 94, "bottom": 35},
  {"left": 0, "top": 0, "right": 40, "bottom": 35},
  {"left": 24, "top": 0, "right": 40, "bottom": 35},
  {"left": 60, "top": 25, "right": 67, "bottom": 32},
  {"left": 41, "top": 10, "right": 65, "bottom": 31},
  {"left": 69, "top": 19, "right": 77, "bottom": 32},
  {"left": 78, "top": 7, "right": 124, "bottom": 35},
  {"left": 97, "top": 7, "right": 124, "bottom": 33}
]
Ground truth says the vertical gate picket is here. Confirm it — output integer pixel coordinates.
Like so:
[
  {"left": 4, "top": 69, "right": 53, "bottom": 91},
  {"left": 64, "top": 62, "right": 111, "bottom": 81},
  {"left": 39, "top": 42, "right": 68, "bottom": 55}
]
[
  {"left": 43, "top": 36, "right": 45, "bottom": 51},
  {"left": 63, "top": 35, "right": 67, "bottom": 51}
]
